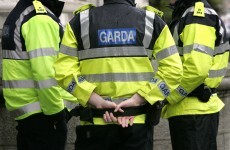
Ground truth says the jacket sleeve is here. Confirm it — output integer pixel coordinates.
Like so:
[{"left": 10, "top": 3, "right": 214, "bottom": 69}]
[
  {"left": 21, "top": 15, "right": 64, "bottom": 115},
  {"left": 204, "top": 18, "right": 230, "bottom": 88},
  {"left": 137, "top": 14, "right": 183, "bottom": 105},
  {"left": 167, "top": 15, "right": 216, "bottom": 104},
  {"left": 54, "top": 21, "right": 96, "bottom": 107}
]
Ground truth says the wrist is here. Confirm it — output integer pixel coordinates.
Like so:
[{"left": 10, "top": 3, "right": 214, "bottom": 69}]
[
  {"left": 133, "top": 93, "right": 146, "bottom": 105},
  {"left": 88, "top": 92, "right": 104, "bottom": 108}
]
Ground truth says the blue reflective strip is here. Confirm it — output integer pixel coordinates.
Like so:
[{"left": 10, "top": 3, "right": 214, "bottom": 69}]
[
  {"left": 149, "top": 77, "right": 159, "bottom": 84},
  {"left": 98, "top": 28, "right": 136, "bottom": 46},
  {"left": 158, "top": 81, "right": 170, "bottom": 97},
  {"left": 67, "top": 80, "right": 77, "bottom": 93},
  {"left": 176, "top": 86, "right": 188, "bottom": 98}
]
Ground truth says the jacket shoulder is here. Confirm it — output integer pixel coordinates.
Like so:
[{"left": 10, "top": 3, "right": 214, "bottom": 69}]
[
  {"left": 142, "top": 6, "right": 164, "bottom": 18},
  {"left": 74, "top": 4, "right": 96, "bottom": 14},
  {"left": 33, "top": 0, "right": 47, "bottom": 14}
]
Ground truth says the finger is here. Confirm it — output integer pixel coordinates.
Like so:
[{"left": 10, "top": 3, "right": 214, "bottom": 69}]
[
  {"left": 114, "top": 104, "right": 124, "bottom": 112},
  {"left": 118, "top": 117, "right": 122, "bottom": 125},
  {"left": 103, "top": 113, "right": 107, "bottom": 122},
  {"left": 110, "top": 102, "right": 118, "bottom": 108},
  {"left": 129, "top": 116, "right": 134, "bottom": 126},
  {"left": 105, "top": 101, "right": 117, "bottom": 109},
  {"left": 110, "top": 113, "right": 117, "bottom": 122},
  {"left": 114, "top": 105, "right": 120, "bottom": 112},
  {"left": 105, "top": 111, "right": 112, "bottom": 122},
  {"left": 121, "top": 117, "right": 126, "bottom": 128},
  {"left": 125, "top": 117, "right": 129, "bottom": 127},
  {"left": 118, "top": 108, "right": 124, "bottom": 113}
]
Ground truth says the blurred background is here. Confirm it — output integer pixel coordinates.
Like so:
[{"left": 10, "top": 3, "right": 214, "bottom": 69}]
[{"left": 0, "top": 0, "right": 229, "bottom": 149}]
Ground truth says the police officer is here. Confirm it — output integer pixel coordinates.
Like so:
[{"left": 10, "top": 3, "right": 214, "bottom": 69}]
[
  {"left": 1, "top": 0, "right": 76, "bottom": 149},
  {"left": 54, "top": 0, "right": 183, "bottom": 149},
  {"left": 162, "top": 0, "right": 230, "bottom": 150}
]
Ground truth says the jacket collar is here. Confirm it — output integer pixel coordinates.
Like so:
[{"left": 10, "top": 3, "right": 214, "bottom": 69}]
[
  {"left": 104, "top": 0, "right": 136, "bottom": 7},
  {"left": 20, "top": 0, "right": 64, "bottom": 18},
  {"left": 172, "top": 0, "right": 210, "bottom": 19},
  {"left": 172, "top": 0, "right": 197, "bottom": 20}
]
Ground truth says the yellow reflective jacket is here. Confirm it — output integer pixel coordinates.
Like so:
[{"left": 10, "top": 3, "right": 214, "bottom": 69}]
[
  {"left": 54, "top": 2, "right": 183, "bottom": 125},
  {"left": 1, "top": 1, "right": 78, "bottom": 120},
  {"left": 162, "top": 1, "right": 230, "bottom": 118}
]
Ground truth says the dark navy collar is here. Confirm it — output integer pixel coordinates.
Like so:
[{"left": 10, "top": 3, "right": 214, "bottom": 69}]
[{"left": 104, "top": 0, "right": 136, "bottom": 7}]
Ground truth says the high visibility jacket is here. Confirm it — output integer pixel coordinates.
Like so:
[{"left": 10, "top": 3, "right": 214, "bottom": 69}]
[
  {"left": 1, "top": 0, "right": 78, "bottom": 120},
  {"left": 162, "top": 0, "right": 230, "bottom": 118},
  {"left": 54, "top": 0, "right": 183, "bottom": 125}
]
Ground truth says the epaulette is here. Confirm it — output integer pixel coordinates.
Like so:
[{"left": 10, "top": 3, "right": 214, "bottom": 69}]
[
  {"left": 33, "top": 0, "right": 47, "bottom": 14},
  {"left": 193, "top": 2, "right": 205, "bottom": 17},
  {"left": 74, "top": 4, "right": 96, "bottom": 15},
  {"left": 142, "top": 6, "right": 164, "bottom": 18}
]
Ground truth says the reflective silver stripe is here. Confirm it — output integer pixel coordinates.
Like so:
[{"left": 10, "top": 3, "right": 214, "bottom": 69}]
[
  {"left": 37, "top": 78, "right": 58, "bottom": 89},
  {"left": 2, "top": 49, "right": 29, "bottom": 59},
  {"left": 219, "top": 19, "right": 224, "bottom": 43},
  {"left": 14, "top": 6, "right": 35, "bottom": 52},
  {"left": 214, "top": 42, "right": 230, "bottom": 55},
  {"left": 84, "top": 72, "right": 154, "bottom": 82},
  {"left": 11, "top": 102, "right": 41, "bottom": 117},
  {"left": 13, "top": 5, "right": 57, "bottom": 59},
  {"left": 2, "top": 48, "right": 56, "bottom": 59},
  {"left": 182, "top": 7, "right": 194, "bottom": 17},
  {"left": 3, "top": 80, "right": 35, "bottom": 88},
  {"left": 146, "top": 49, "right": 153, "bottom": 59},
  {"left": 183, "top": 44, "right": 214, "bottom": 56},
  {"left": 176, "top": 86, "right": 188, "bottom": 98},
  {"left": 182, "top": 7, "right": 222, "bottom": 43},
  {"left": 78, "top": 46, "right": 147, "bottom": 60},
  {"left": 182, "top": 7, "right": 217, "bottom": 18},
  {"left": 3, "top": 78, "right": 57, "bottom": 89},
  {"left": 143, "top": 11, "right": 155, "bottom": 48},
  {"left": 209, "top": 68, "right": 227, "bottom": 78},
  {"left": 173, "top": 23, "right": 179, "bottom": 45},
  {"left": 64, "top": 100, "right": 78, "bottom": 110},
  {"left": 155, "top": 45, "right": 178, "bottom": 61},
  {"left": 204, "top": 8, "right": 218, "bottom": 15},
  {"left": 45, "top": 6, "right": 56, "bottom": 16},
  {"left": 80, "top": 9, "right": 90, "bottom": 49},
  {"left": 60, "top": 44, "right": 78, "bottom": 56},
  {"left": 177, "top": 46, "right": 183, "bottom": 55},
  {"left": 29, "top": 48, "right": 58, "bottom": 59}
]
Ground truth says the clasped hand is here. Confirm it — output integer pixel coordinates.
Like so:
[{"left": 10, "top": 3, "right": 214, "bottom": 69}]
[{"left": 88, "top": 92, "right": 146, "bottom": 128}]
